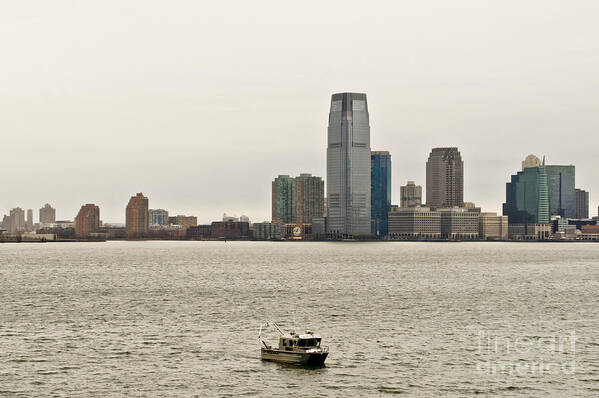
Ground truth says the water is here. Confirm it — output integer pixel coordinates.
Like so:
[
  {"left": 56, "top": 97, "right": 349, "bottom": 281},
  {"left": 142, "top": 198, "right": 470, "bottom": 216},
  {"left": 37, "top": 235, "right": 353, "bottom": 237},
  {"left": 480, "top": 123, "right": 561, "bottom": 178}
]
[{"left": 0, "top": 241, "right": 598, "bottom": 397}]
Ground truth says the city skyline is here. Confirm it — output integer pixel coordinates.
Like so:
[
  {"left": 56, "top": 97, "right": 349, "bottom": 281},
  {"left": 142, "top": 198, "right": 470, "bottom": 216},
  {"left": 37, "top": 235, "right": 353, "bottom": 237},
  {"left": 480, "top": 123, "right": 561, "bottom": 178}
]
[{"left": 2, "top": 1, "right": 599, "bottom": 222}]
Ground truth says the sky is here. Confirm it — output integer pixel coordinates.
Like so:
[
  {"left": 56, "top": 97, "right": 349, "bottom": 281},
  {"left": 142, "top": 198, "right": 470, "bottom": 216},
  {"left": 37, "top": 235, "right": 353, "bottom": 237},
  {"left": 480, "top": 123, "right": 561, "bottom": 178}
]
[{"left": 1, "top": 0, "right": 598, "bottom": 223}]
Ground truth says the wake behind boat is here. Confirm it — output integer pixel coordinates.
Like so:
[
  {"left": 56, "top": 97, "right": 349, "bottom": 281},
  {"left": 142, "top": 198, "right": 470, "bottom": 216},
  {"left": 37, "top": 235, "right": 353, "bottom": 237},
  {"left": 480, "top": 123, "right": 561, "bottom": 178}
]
[{"left": 259, "top": 322, "right": 329, "bottom": 366}]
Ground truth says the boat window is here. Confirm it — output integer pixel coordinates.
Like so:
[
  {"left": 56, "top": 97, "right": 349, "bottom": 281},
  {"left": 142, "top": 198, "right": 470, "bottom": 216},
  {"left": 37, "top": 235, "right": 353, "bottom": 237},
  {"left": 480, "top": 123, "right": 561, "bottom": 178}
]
[
  {"left": 282, "top": 340, "right": 286, "bottom": 347},
  {"left": 316, "top": 338, "right": 321, "bottom": 346}
]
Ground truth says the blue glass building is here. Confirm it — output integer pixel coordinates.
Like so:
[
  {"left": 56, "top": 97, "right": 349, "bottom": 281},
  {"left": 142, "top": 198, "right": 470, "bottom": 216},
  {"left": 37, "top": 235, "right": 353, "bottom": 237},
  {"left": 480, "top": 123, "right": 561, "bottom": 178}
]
[{"left": 371, "top": 151, "right": 392, "bottom": 236}]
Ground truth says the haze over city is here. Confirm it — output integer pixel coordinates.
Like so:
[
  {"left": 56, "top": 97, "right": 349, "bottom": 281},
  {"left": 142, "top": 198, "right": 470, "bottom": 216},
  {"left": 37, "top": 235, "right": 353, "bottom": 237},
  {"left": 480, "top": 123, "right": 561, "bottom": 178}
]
[{"left": 2, "top": 0, "right": 598, "bottom": 223}]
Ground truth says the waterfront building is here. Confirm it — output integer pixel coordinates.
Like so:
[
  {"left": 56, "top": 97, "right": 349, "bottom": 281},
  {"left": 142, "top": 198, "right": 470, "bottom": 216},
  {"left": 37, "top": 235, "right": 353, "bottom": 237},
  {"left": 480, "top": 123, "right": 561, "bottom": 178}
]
[
  {"left": 503, "top": 161, "right": 549, "bottom": 224},
  {"left": 575, "top": 188, "right": 589, "bottom": 219},
  {"left": 210, "top": 221, "right": 249, "bottom": 240},
  {"left": 222, "top": 213, "right": 239, "bottom": 222},
  {"left": 508, "top": 223, "right": 551, "bottom": 240},
  {"left": 479, "top": 212, "right": 508, "bottom": 240},
  {"left": 522, "top": 154, "right": 541, "bottom": 170},
  {"left": 426, "top": 147, "right": 464, "bottom": 209},
  {"left": 253, "top": 222, "right": 285, "bottom": 240},
  {"left": 326, "top": 92, "right": 371, "bottom": 236},
  {"left": 371, "top": 151, "right": 391, "bottom": 236},
  {"left": 439, "top": 208, "right": 479, "bottom": 240},
  {"left": 295, "top": 173, "right": 325, "bottom": 225},
  {"left": 125, "top": 192, "right": 149, "bottom": 238},
  {"left": 400, "top": 181, "right": 422, "bottom": 208},
  {"left": 26, "top": 209, "right": 33, "bottom": 231},
  {"left": 75, "top": 204, "right": 100, "bottom": 238},
  {"left": 8, "top": 207, "right": 25, "bottom": 233},
  {"left": 187, "top": 224, "right": 212, "bottom": 240},
  {"left": 388, "top": 206, "right": 441, "bottom": 239},
  {"left": 149, "top": 209, "right": 169, "bottom": 226},
  {"left": 311, "top": 217, "right": 327, "bottom": 239},
  {"left": 545, "top": 165, "right": 575, "bottom": 218},
  {"left": 272, "top": 175, "right": 296, "bottom": 224},
  {"left": 168, "top": 215, "right": 197, "bottom": 229},
  {"left": 39, "top": 203, "right": 56, "bottom": 224}
]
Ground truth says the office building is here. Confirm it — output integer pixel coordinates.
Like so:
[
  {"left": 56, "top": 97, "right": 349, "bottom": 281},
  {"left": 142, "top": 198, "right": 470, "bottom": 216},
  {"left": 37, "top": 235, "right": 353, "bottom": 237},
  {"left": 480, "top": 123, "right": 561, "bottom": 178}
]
[
  {"left": 440, "top": 208, "right": 479, "bottom": 240},
  {"left": 75, "top": 204, "right": 100, "bottom": 238},
  {"left": 272, "top": 175, "right": 296, "bottom": 224},
  {"left": 545, "top": 165, "right": 575, "bottom": 218},
  {"left": 575, "top": 189, "right": 589, "bottom": 219},
  {"left": 327, "top": 92, "right": 371, "bottom": 236},
  {"left": 426, "top": 147, "right": 464, "bottom": 209},
  {"left": 503, "top": 162, "right": 549, "bottom": 224},
  {"left": 400, "top": 181, "right": 422, "bottom": 208},
  {"left": 388, "top": 206, "right": 441, "bottom": 239},
  {"left": 39, "top": 203, "right": 56, "bottom": 224},
  {"left": 295, "top": 173, "right": 324, "bottom": 225},
  {"left": 149, "top": 209, "right": 169, "bottom": 226},
  {"left": 371, "top": 151, "right": 391, "bottom": 236},
  {"left": 522, "top": 154, "right": 541, "bottom": 170},
  {"left": 479, "top": 212, "right": 508, "bottom": 240},
  {"left": 126, "top": 192, "right": 149, "bottom": 238}
]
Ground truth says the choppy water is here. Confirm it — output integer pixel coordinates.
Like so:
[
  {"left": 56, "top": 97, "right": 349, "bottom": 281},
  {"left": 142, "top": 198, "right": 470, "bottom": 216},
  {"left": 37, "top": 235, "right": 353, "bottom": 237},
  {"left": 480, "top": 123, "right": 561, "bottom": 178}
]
[{"left": 1, "top": 241, "right": 598, "bottom": 397}]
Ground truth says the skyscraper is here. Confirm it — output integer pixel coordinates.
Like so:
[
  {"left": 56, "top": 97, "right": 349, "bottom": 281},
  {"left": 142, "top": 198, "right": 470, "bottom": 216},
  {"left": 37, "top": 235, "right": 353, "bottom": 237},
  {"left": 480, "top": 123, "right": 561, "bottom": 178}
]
[
  {"left": 522, "top": 154, "right": 541, "bottom": 170},
  {"left": 575, "top": 189, "right": 589, "bottom": 219},
  {"left": 326, "top": 92, "right": 371, "bottom": 236},
  {"left": 75, "top": 204, "right": 100, "bottom": 238},
  {"left": 39, "top": 203, "right": 56, "bottom": 224},
  {"left": 503, "top": 161, "right": 549, "bottom": 224},
  {"left": 126, "top": 193, "right": 149, "bottom": 238},
  {"left": 295, "top": 173, "right": 324, "bottom": 225},
  {"left": 8, "top": 207, "right": 25, "bottom": 233},
  {"left": 271, "top": 175, "right": 296, "bottom": 224},
  {"left": 26, "top": 209, "right": 33, "bottom": 231},
  {"left": 371, "top": 151, "right": 391, "bottom": 236},
  {"left": 400, "top": 181, "right": 422, "bottom": 208},
  {"left": 426, "top": 147, "right": 464, "bottom": 209},
  {"left": 545, "top": 165, "right": 575, "bottom": 218}
]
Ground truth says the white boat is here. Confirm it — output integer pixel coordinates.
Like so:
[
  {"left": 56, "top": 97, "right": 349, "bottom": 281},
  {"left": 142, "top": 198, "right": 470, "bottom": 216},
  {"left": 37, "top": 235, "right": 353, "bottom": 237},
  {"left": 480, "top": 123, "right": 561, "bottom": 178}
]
[{"left": 259, "top": 322, "right": 329, "bottom": 366}]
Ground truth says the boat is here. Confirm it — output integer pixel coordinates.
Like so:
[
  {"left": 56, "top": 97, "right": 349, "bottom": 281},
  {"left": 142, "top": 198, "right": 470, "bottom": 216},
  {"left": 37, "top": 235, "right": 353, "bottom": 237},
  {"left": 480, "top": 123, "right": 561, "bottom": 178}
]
[{"left": 259, "top": 322, "right": 329, "bottom": 366}]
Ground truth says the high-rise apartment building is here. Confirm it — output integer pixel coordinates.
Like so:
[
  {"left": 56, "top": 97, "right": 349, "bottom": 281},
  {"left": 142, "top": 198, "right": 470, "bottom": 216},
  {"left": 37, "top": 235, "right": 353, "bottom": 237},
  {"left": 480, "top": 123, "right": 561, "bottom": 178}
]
[
  {"left": 575, "top": 189, "right": 589, "bottom": 219},
  {"left": 295, "top": 173, "right": 324, "bottom": 225},
  {"left": 371, "top": 151, "right": 391, "bottom": 236},
  {"left": 39, "top": 203, "right": 56, "bottom": 224},
  {"left": 126, "top": 193, "right": 149, "bottom": 238},
  {"left": 400, "top": 181, "right": 422, "bottom": 208},
  {"left": 8, "top": 208, "right": 25, "bottom": 233},
  {"left": 326, "top": 92, "right": 371, "bottom": 236},
  {"left": 426, "top": 147, "right": 464, "bottom": 209},
  {"left": 75, "top": 204, "right": 100, "bottom": 238},
  {"left": 26, "top": 209, "right": 33, "bottom": 231},
  {"left": 272, "top": 175, "right": 296, "bottom": 224},
  {"left": 503, "top": 162, "right": 549, "bottom": 224}
]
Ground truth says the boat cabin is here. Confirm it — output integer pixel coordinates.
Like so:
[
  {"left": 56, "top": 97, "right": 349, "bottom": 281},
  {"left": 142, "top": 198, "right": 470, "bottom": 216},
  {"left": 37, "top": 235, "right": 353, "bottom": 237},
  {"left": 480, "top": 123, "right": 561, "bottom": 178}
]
[{"left": 279, "top": 331, "right": 322, "bottom": 351}]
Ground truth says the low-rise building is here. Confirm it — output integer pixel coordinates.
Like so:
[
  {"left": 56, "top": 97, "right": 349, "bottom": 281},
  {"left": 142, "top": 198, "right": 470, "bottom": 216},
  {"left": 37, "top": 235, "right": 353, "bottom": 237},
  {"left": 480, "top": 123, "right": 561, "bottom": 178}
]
[
  {"left": 253, "top": 222, "right": 285, "bottom": 240},
  {"left": 479, "top": 212, "right": 508, "bottom": 240},
  {"left": 168, "top": 215, "right": 197, "bottom": 229},
  {"left": 440, "top": 207, "right": 479, "bottom": 240},
  {"left": 211, "top": 221, "right": 249, "bottom": 240},
  {"left": 388, "top": 206, "right": 441, "bottom": 239},
  {"left": 187, "top": 225, "right": 212, "bottom": 240},
  {"left": 508, "top": 223, "right": 551, "bottom": 240}
]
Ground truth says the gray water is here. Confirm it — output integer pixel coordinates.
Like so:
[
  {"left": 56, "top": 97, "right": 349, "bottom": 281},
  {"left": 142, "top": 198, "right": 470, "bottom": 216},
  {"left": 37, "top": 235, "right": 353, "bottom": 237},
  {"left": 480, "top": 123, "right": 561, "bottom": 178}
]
[{"left": 0, "top": 241, "right": 598, "bottom": 397}]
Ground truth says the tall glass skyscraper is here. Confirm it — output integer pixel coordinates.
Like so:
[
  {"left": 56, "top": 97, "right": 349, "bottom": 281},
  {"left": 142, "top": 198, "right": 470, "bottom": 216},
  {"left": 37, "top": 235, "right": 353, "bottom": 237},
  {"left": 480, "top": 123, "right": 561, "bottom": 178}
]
[
  {"left": 545, "top": 165, "right": 575, "bottom": 218},
  {"left": 326, "top": 92, "right": 371, "bottom": 236},
  {"left": 371, "top": 151, "right": 391, "bottom": 236},
  {"left": 503, "top": 162, "right": 549, "bottom": 224},
  {"left": 271, "top": 175, "right": 296, "bottom": 224}
]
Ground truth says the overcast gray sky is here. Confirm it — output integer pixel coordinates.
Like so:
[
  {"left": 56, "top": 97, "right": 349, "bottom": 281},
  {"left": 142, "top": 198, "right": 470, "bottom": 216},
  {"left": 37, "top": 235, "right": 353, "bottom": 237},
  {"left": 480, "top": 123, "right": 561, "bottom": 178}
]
[{"left": 1, "top": 0, "right": 598, "bottom": 223}]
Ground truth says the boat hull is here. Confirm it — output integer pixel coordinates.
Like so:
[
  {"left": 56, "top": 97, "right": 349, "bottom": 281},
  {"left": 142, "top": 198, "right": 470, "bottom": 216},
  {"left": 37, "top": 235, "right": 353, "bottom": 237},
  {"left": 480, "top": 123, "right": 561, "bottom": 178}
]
[{"left": 261, "top": 348, "right": 328, "bottom": 366}]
